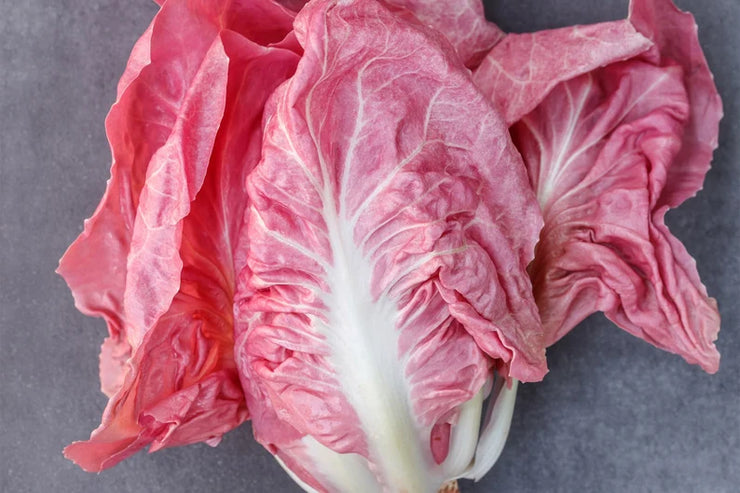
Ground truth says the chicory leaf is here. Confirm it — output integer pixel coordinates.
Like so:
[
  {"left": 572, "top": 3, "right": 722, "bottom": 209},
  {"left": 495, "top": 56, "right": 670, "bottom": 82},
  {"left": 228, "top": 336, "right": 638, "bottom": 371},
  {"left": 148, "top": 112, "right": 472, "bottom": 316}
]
[
  {"left": 503, "top": 0, "right": 721, "bottom": 371},
  {"left": 233, "top": 0, "right": 545, "bottom": 490},
  {"left": 473, "top": 19, "right": 652, "bottom": 125},
  {"left": 275, "top": 0, "right": 502, "bottom": 68},
  {"left": 385, "top": 0, "right": 504, "bottom": 68},
  {"left": 61, "top": 0, "right": 300, "bottom": 471}
]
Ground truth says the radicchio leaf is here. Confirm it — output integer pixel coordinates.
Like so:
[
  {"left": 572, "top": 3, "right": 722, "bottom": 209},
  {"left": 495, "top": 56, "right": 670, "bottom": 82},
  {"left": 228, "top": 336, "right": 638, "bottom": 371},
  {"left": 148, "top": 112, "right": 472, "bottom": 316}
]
[
  {"left": 274, "top": 0, "right": 502, "bottom": 68},
  {"left": 233, "top": 0, "right": 545, "bottom": 490},
  {"left": 500, "top": 0, "right": 721, "bottom": 371},
  {"left": 58, "top": 0, "right": 229, "bottom": 357},
  {"left": 60, "top": 0, "right": 299, "bottom": 472},
  {"left": 385, "top": 0, "right": 504, "bottom": 68},
  {"left": 629, "top": 0, "right": 723, "bottom": 209},
  {"left": 473, "top": 19, "right": 652, "bottom": 125}
]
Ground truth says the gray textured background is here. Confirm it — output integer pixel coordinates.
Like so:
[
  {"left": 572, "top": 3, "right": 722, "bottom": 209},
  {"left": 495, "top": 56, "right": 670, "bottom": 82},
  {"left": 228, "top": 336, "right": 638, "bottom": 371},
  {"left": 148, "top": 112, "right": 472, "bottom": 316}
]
[{"left": 2, "top": 1, "right": 738, "bottom": 492}]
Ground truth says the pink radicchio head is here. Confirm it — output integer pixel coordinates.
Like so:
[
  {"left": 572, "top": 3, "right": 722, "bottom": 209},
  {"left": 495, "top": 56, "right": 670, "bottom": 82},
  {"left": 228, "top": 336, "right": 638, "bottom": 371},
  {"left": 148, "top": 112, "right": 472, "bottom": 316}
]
[{"left": 232, "top": 0, "right": 546, "bottom": 490}]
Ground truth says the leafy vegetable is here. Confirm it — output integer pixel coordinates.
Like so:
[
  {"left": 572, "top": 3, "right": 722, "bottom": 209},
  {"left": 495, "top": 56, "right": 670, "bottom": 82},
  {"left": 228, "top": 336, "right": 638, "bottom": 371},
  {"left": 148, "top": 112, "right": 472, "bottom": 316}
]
[
  {"left": 60, "top": 0, "right": 299, "bottom": 471},
  {"left": 277, "top": 0, "right": 502, "bottom": 67},
  {"left": 383, "top": 0, "right": 504, "bottom": 68},
  {"left": 234, "top": 0, "right": 545, "bottom": 489},
  {"left": 59, "top": 0, "right": 722, "bottom": 489},
  {"left": 473, "top": 20, "right": 652, "bottom": 124},
  {"left": 474, "top": 0, "right": 722, "bottom": 371}
]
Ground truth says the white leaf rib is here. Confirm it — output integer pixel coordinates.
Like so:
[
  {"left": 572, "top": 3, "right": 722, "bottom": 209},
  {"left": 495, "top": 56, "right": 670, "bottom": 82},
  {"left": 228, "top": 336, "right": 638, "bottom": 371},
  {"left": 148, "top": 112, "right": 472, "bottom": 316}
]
[
  {"left": 276, "top": 101, "right": 325, "bottom": 199},
  {"left": 338, "top": 55, "right": 370, "bottom": 214},
  {"left": 338, "top": 44, "right": 423, "bottom": 214},
  {"left": 533, "top": 70, "right": 672, "bottom": 210},
  {"left": 349, "top": 131, "right": 454, "bottom": 229},
  {"left": 379, "top": 245, "right": 471, "bottom": 301},
  {"left": 537, "top": 79, "right": 590, "bottom": 206},
  {"left": 251, "top": 207, "right": 331, "bottom": 273}
]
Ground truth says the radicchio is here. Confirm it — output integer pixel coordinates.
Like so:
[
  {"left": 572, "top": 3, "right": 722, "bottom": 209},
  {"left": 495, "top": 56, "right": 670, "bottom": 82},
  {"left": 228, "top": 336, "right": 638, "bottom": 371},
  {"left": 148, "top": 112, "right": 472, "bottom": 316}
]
[
  {"left": 276, "top": 0, "right": 503, "bottom": 68},
  {"left": 60, "top": 0, "right": 299, "bottom": 471},
  {"left": 60, "top": 0, "right": 724, "bottom": 489},
  {"left": 475, "top": 0, "right": 721, "bottom": 371},
  {"left": 233, "top": 0, "right": 546, "bottom": 490}
]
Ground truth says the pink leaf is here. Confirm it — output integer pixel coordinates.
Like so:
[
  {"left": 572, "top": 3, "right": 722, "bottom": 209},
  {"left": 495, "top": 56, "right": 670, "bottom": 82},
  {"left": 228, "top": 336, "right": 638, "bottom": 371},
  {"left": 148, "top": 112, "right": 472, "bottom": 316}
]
[
  {"left": 507, "top": 0, "right": 721, "bottom": 372},
  {"left": 629, "top": 0, "right": 723, "bottom": 208},
  {"left": 275, "top": 0, "right": 503, "bottom": 67},
  {"left": 61, "top": 0, "right": 300, "bottom": 471},
  {"left": 473, "top": 19, "right": 652, "bottom": 125},
  {"left": 387, "top": 0, "right": 504, "bottom": 68},
  {"left": 233, "top": 0, "right": 545, "bottom": 489}
]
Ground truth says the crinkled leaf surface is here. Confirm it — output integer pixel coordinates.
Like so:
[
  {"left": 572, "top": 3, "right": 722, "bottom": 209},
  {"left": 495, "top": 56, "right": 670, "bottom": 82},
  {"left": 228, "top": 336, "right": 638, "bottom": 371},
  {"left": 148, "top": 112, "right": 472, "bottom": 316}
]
[
  {"left": 386, "top": 0, "right": 504, "bottom": 68},
  {"left": 274, "top": 0, "right": 502, "bottom": 68},
  {"left": 509, "top": 0, "right": 721, "bottom": 371},
  {"left": 234, "top": 0, "right": 545, "bottom": 490},
  {"left": 58, "top": 0, "right": 230, "bottom": 355},
  {"left": 60, "top": 0, "right": 299, "bottom": 472},
  {"left": 629, "top": 0, "right": 723, "bottom": 209},
  {"left": 473, "top": 19, "right": 652, "bottom": 125}
]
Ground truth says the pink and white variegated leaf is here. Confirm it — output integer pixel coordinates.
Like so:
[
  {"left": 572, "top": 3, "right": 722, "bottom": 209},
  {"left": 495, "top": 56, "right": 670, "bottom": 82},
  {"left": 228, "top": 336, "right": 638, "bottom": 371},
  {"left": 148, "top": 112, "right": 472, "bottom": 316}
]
[
  {"left": 473, "top": 19, "right": 652, "bottom": 125},
  {"left": 275, "top": 0, "right": 503, "bottom": 67},
  {"left": 61, "top": 0, "right": 300, "bottom": 472},
  {"left": 513, "top": 0, "right": 721, "bottom": 372},
  {"left": 386, "top": 0, "right": 504, "bottom": 68},
  {"left": 234, "top": 0, "right": 546, "bottom": 490}
]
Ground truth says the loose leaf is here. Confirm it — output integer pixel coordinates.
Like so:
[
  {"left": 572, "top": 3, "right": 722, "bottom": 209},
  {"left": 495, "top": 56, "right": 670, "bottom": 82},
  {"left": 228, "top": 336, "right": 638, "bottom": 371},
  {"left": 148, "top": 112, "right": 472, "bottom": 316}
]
[
  {"left": 473, "top": 19, "right": 652, "bottom": 124},
  {"left": 509, "top": 0, "right": 721, "bottom": 371},
  {"left": 61, "top": 0, "right": 299, "bottom": 471}
]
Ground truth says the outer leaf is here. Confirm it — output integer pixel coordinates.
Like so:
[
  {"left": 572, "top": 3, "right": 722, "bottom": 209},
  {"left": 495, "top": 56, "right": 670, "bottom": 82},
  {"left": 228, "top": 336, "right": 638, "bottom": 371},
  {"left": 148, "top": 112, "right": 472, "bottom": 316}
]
[
  {"left": 58, "top": 0, "right": 230, "bottom": 355},
  {"left": 116, "top": 23, "right": 153, "bottom": 100},
  {"left": 234, "top": 0, "right": 545, "bottom": 490},
  {"left": 274, "top": 0, "right": 503, "bottom": 68},
  {"left": 473, "top": 19, "right": 652, "bottom": 125},
  {"left": 511, "top": 0, "right": 721, "bottom": 371},
  {"left": 386, "top": 0, "right": 504, "bottom": 68},
  {"left": 61, "top": 0, "right": 300, "bottom": 471},
  {"left": 629, "top": 0, "right": 723, "bottom": 209}
]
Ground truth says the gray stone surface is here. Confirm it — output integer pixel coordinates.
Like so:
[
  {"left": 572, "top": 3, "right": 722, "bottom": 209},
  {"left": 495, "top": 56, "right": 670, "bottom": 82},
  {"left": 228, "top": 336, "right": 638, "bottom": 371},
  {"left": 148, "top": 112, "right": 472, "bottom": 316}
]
[{"left": 1, "top": 1, "right": 737, "bottom": 492}]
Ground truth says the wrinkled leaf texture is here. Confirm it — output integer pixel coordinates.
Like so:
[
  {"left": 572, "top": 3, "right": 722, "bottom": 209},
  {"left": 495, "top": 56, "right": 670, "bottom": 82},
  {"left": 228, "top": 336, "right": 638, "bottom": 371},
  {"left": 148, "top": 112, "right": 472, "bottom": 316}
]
[
  {"left": 476, "top": 0, "right": 721, "bottom": 371},
  {"left": 473, "top": 19, "right": 652, "bottom": 125},
  {"left": 59, "top": 0, "right": 300, "bottom": 471},
  {"left": 275, "top": 0, "right": 503, "bottom": 68},
  {"left": 234, "top": 0, "right": 545, "bottom": 490}
]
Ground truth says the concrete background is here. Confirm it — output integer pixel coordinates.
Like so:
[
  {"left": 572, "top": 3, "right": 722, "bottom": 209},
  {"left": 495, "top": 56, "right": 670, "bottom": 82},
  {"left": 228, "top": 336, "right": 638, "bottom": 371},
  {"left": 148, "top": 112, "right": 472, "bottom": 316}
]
[{"left": 2, "top": 0, "right": 738, "bottom": 491}]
